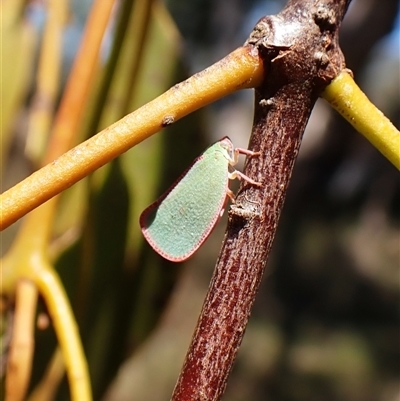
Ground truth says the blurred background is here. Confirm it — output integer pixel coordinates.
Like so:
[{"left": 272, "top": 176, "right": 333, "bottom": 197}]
[{"left": 1, "top": 0, "right": 399, "bottom": 400}]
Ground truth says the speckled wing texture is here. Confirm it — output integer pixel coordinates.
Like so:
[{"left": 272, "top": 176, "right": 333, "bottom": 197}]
[{"left": 140, "top": 138, "right": 233, "bottom": 262}]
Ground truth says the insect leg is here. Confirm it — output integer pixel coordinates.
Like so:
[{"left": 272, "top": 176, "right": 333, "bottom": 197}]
[{"left": 228, "top": 170, "right": 261, "bottom": 187}]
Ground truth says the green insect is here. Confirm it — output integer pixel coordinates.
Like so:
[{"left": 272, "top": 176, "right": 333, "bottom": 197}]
[{"left": 140, "top": 137, "right": 260, "bottom": 261}]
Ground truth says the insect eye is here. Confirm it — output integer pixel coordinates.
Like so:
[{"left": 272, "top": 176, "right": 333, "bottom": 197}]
[{"left": 219, "top": 141, "right": 235, "bottom": 160}]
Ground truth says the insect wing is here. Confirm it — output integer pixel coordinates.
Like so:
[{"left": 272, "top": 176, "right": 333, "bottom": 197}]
[{"left": 140, "top": 141, "right": 231, "bottom": 261}]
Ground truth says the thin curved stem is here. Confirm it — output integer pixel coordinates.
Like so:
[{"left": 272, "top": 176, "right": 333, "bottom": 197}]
[
  {"left": 1, "top": 203, "right": 92, "bottom": 401},
  {"left": 30, "top": 261, "right": 91, "bottom": 401}
]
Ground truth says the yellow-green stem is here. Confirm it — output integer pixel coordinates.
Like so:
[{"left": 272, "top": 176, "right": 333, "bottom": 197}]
[
  {"left": 0, "top": 46, "right": 264, "bottom": 230},
  {"left": 30, "top": 262, "right": 92, "bottom": 401},
  {"left": 322, "top": 71, "right": 400, "bottom": 169}
]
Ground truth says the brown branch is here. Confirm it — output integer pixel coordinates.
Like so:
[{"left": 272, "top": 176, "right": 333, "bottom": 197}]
[{"left": 171, "top": 1, "right": 350, "bottom": 400}]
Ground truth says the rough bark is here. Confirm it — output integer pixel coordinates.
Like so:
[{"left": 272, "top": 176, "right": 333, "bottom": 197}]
[{"left": 172, "top": 1, "right": 351, "bottom": 400}]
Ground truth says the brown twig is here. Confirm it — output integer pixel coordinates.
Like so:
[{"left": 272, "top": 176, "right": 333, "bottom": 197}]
[
  {"left": 5, "top": 280, "right": 37, "bottom": 401},
  {"left": 171, "top": 1, "right": 350, "bottom": 400}
]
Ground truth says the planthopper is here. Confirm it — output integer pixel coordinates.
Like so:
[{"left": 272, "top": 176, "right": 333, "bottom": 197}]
[{"left": 140, "top": 136, "right": 261, "bottom": 262}]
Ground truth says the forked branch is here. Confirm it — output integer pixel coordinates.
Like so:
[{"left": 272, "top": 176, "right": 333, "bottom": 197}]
[{"left": 171, "top": 1, "right": 352, "bottom": 400}]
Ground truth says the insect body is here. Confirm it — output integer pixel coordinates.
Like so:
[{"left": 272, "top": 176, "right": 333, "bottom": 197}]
[{"left": 140, "top": 137, "right": 260, "bottom": 262}]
